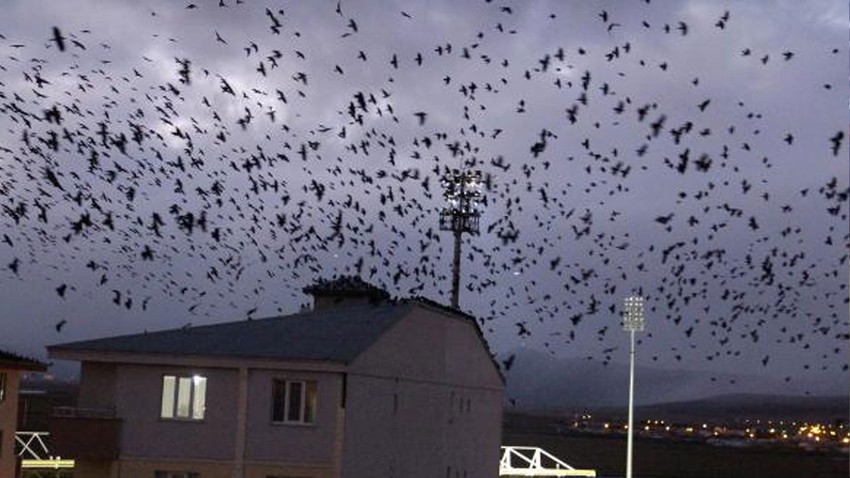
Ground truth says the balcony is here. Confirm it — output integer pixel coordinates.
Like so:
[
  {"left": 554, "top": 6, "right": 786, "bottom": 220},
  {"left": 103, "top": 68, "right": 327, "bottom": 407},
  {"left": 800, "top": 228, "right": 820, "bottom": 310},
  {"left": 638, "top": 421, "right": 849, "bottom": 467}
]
[{"left": 49, "top": 407, "right": 121, "bottom": 460}]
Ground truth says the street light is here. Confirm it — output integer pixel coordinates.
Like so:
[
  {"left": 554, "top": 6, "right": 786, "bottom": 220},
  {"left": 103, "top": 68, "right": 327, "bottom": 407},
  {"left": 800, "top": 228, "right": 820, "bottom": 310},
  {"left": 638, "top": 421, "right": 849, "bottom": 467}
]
[
  {"left": 439, "top": 168, "right": 482, "bottom": 308},
  {"left": 623, "top": 295, "right": 645, "bottom": 478}
]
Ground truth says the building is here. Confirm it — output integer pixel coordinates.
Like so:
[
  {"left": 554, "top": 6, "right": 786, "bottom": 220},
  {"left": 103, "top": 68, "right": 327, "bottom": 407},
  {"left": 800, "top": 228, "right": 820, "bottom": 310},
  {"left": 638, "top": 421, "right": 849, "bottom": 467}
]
[
  {"left": 0, "top": 349, "right": 47, "bottom": 478},
  {"left": 48, "top": 277, "right": 505, "bottom": 478}
]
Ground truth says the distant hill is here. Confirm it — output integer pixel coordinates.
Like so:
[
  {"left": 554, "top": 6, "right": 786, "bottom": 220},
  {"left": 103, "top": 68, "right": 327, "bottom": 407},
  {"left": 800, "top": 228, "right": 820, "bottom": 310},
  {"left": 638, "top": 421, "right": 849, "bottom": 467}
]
[
  {"left": 503, "top": 348, "right": 847, "bottom": 413},
  {"left": 626, "top": 394, "right": 848, "bottom": 423}
]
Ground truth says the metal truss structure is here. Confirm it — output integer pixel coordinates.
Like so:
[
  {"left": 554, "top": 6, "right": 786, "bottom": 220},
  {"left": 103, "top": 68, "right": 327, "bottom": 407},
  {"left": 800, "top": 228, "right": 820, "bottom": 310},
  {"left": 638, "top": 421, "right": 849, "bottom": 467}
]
[
  {"left": 16, "top": 431, "right": 74, "bottom": 477},
  {"left": 499, "top": 446, "right": 596, "bottom": 477}
]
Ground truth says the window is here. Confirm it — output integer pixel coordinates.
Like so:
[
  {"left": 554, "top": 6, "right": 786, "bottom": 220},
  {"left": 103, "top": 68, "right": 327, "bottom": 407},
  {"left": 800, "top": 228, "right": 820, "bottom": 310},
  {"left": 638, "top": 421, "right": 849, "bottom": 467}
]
[
  {"left": 0, "top": 373, "right": 6, "bottom": 402},
  {"left": 271, "top": 379, "right": 316, "bottom": 424},
  {"left": 160, "top": 375, "right": 206, "bottom": 420}
]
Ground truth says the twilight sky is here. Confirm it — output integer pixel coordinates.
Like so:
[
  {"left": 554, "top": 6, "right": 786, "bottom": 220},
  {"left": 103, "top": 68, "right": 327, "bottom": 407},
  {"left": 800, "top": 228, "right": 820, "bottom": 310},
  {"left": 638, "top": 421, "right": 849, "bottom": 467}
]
[{"left": 0, "top": 0, "right": 847, "bottom": 396}]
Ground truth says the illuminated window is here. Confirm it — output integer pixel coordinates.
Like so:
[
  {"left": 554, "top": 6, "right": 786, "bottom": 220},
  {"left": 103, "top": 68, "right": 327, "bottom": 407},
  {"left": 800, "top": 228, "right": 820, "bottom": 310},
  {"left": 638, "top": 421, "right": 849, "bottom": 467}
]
[
  {"left": 0, "top": 373, "right": 6, "bottom": 402},
  {"left": 272, "top": 379, "right": 317, "bottom": 424},
  {"left": 160, "top": 374, "right": 206, "bottom": 420}
]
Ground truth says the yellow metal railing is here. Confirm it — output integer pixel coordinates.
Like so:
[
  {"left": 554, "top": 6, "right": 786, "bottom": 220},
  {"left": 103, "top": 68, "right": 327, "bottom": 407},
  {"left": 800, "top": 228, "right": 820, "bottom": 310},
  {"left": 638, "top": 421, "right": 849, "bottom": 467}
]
[{"left": 15, "top": 431, "right": 75, "bottom": 470}]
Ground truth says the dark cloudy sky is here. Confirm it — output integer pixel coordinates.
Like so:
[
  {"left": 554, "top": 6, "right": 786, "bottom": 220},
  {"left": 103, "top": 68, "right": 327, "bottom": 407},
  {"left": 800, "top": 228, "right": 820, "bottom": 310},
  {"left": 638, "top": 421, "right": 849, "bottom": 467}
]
[{"left": 0, "top": 0, "right": 847, "bottom": 396}]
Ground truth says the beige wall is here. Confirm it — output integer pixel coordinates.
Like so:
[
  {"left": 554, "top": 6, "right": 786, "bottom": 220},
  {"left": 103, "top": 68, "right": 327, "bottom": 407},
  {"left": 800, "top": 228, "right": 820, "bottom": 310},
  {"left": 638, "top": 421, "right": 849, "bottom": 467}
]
[
  {"left": 114, "top": 457, "right": 232, "bottom": 478},
  {"left": 0, "top": 369, "right": 21, "bottom": 478},
  {"left": 84, "top": 362, "right": 240, "bottom": 461},
  {"left": 80, "top": 361, "right": 345, "bottom": 477},
  {"left": 79, "top": 362, "right": 117, "bottom": 410},
  {"left": 244, "top": 461, "right": 333, "bottom": 478},
  {"left": 343, "top": 306, "right": 504, "bottom": 478},
  {"left": 244, "top": 369, "right": 340, "bottom": 465},
  {"left": 116, "top": 458, "right": 334, "bottom": 478},
  {"left": 72, "top": 459, "right": 113, "bottom": 478}
]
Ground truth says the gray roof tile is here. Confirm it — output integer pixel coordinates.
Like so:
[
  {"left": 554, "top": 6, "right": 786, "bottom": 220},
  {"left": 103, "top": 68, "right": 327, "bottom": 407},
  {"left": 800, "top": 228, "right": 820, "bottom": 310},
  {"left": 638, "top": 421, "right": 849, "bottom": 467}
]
[
  {"left": 0, "top": 349, "right": 47, "bottom": 371},
  {"left": 50, "top": 301, "right": 413, "bottom": 363}
]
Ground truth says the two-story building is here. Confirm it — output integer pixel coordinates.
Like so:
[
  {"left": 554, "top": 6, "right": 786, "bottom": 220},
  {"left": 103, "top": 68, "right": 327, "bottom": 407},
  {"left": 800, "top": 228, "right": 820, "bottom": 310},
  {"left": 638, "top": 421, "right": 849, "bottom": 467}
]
[
  {"left": 0, "top": 349, "right": 47, "bottom": 478},
  {"left": 48, "top": 277, "right": 504, "bottom": 478}
]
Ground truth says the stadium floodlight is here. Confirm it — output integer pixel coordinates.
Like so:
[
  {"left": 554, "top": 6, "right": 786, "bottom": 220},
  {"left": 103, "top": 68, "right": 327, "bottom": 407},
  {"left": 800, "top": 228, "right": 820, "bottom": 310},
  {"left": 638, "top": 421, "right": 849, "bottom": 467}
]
[
  {"left": 439, "top": 168, "right": 482, "bottom": 308},
  {"left": 623, "top": 294, "right": 645, "bottom": 478}
]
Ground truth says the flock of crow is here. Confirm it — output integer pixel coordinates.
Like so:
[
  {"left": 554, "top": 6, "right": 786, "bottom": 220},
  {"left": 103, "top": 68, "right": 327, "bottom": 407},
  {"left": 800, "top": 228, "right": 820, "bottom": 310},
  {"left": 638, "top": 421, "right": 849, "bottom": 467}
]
[{"left": 0, "top": 1, "right": 846, "bottom": 388}]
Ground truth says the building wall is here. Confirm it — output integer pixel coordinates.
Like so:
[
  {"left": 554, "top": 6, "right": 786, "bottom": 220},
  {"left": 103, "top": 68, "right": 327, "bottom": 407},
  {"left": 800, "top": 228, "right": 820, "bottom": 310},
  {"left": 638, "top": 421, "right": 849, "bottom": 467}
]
[
  {"left": 244, "top": 461, "right": 335, "bottom": 478},
  {"left": 342, "top": 306, "right": 504, "bottom": 478},
  {"left": 113, "top": 457, "right": 232, "bottom": 478},
  {"left": 71, "top": 459, "right": 114, "bottom": 478},
  {"left": 244, "top": 369, "right": 340, "bottom": 465},
  {"left": 0, "top": 369, "right": 21, "bottom": 478},
  {"left": 112, "top": 363, "right": 239, "bottom": 461},
  {"left": 78, "top": 362, "right": 344, "bottom": 478},
  {"left": 78, "top": 362, "right": 117, "bottom": 410}
]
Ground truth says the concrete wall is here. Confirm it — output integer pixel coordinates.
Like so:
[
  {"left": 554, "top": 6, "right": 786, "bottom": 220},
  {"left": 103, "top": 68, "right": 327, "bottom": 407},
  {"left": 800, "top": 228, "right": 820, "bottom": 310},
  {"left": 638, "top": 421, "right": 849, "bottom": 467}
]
[
  {"left": 71, "top": 459, "right": 114, "bottom": 478},
  {"left": 343, "top": 306, "right": 504, "bottom": 478},
  {"left": 244, "top": 369, "right": 340, "bottom": 465},
  {"left": 78, "top": 362, "right": 117, "bottom": 410},
  {"left": 78, "top": 361, "right": 343, "bottom": 478},
  {"left": 115, "top": 457, "right": 232, "bottom": 478},
  {"left": 112, "top": 364, "right": 239, "bottom": 461},
  {"left": 0, "top": 369, "right": 21, "bottom": 478}
]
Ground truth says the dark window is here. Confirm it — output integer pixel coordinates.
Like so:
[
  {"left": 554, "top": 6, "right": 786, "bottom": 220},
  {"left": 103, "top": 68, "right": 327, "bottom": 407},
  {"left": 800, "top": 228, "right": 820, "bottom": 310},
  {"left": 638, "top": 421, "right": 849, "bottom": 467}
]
[
  {"left": 271, "top": 379, "right": 316, "bottom": 424},
  {"left": 287, "top": 381, "right": 303, "bottom": 422},
  {"left": 272, "top": 380, "right": 287, "bottom": 422}
]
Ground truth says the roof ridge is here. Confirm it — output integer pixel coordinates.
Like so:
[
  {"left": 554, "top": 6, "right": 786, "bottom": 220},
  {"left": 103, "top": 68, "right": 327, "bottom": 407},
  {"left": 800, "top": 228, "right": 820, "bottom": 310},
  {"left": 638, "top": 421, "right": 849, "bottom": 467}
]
[{"left": 303, "top": 275, "right": 390, "bottom": 299}]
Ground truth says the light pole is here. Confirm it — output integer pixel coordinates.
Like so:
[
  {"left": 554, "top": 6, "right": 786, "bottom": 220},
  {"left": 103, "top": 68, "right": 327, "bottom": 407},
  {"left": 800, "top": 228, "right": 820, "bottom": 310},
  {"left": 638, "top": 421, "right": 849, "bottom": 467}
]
[
  {"left": 623, "top": 295, "right": 645, "bottom": 478},
  {"left": 439, "top": 168, "right": 482, "bottom": 309}
]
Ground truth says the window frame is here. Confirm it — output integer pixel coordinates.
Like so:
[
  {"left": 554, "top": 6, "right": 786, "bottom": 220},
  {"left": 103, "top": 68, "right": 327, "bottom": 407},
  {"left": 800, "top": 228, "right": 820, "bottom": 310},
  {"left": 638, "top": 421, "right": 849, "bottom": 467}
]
[
  {"left": 271, "top": 379, "right": 317, "bottom": 425},
  {"left": 160, "top": 374, "right": 206, "bottom": 421}
]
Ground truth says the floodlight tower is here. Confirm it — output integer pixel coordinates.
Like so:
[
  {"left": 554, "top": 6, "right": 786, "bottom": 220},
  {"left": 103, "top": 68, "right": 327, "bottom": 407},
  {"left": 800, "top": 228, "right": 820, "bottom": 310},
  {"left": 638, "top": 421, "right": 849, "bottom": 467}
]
[
  {"left": 439, "top": 168, "right": 482, "bottom": 309},
  {"left": 623, "top": 294, "right": 645, "bottom": 478}
]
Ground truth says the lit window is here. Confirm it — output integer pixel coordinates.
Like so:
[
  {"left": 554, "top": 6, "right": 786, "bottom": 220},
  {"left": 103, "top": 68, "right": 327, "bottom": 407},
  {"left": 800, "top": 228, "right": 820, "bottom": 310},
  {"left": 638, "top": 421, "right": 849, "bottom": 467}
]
[
  {"left": 0, "top": 373, "right": 6, "bottom": 402},
  {"left": 160, "top": 375, "right": 206, "bottom": 420},
  {"left": 272, "top": 379, "right": 317, "bottom": 424}
]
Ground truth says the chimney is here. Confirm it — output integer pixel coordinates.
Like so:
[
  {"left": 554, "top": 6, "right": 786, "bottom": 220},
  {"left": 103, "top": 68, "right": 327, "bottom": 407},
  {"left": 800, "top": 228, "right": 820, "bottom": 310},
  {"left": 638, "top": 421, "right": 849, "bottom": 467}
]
[{"left": 303, "top": 276, "right": 390, "bottom": 311}]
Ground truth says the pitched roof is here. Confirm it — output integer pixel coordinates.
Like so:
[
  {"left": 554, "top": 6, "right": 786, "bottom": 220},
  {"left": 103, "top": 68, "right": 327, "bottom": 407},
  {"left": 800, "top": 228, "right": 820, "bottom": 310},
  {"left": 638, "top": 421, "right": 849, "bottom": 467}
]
[
  {"left": 49, "top": 301, "right": 413, "bottom": 364},
  {"left": 0, "top": 349, "right": 47, "bottom": 371},
  {"left": 303, "top": 275, "right": 390, "bottom": 300}
]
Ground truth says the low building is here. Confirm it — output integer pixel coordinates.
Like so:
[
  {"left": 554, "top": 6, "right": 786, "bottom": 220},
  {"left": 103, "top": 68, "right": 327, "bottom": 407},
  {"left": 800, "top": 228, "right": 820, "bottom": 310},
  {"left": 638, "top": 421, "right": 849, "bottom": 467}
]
[
  {"left": 0, "top": 349, "right": 47, "bottom": 478},
  {"left": 48, "top": 277, "right": 504, "bottom": 478}
]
